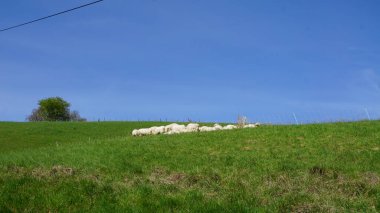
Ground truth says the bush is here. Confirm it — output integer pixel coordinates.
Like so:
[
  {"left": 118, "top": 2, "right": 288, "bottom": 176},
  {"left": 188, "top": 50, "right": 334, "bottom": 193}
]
[
  {"left": 28, "top": 108, "right": 45, "bottom": 122},
  {"left": 69, "top": 110, "right": 87, "bottom": 122},
  {"left": 28, "top": 97, "right": 86, "bottom": 122}
]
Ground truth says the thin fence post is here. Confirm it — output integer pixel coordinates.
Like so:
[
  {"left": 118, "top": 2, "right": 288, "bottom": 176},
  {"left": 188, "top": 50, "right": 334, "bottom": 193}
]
[
  {"left": 365, "top": 108, "right": 371, "bottom": 120},
  {"left": 293, "top": 112, "right": 299, "bottom": 125}
]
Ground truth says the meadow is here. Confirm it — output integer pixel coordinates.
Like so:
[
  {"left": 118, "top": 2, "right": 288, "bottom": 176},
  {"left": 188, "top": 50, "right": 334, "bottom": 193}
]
[{"left": 0, "top": 121, "right": 379, "bottom": 212}]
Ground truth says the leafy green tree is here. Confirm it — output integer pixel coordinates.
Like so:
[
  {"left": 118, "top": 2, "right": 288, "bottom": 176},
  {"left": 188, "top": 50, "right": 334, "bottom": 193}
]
[
  {"left": 38, "top": 97, "right": 70, "bottom": 121},
  {"left": 28, "top": 97, "right": 85, "bottom": 122}
]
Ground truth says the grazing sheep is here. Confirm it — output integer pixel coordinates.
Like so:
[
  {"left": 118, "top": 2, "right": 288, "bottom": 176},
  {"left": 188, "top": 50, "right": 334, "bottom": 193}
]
[
  {"left": 138, "top": 128, "right": 151, "bottom": 136},
  {"left": 223, "top": 125, "right": 237, "bottom": 130},
  {"left": 199, "top": 126, "right": 208, "bottom": 132},
  {"left": 186, "top": 123, "right": 199, "bottom": 132},
  {"left": 156, "top": 126, "right": 166, "bottom": 134},
  {"left": 214, "top": 123, "right": 223, "bottom": 130},
  {"left": 132, "top": 129, "right": 138, "bottom": 136},
  {"left": 164, "top": 123, "right": 180, "bottom": 132},
  {"left": 149, "top": 126, "right": 165, "bottom": 135},
  {"left": 243, "top": 124, "right": 257, "bottom": 128},
  {"left": 169, "top": 124, "right": 186, "bottom": 134},
  {"left": 150, "top": 126, "right": 165, "bottom": 135},
  {"left": 199, "top": 126, "right": 216, "bottom": 132},
  {"left": 132, "top": 122, "right": 258, "bottom": 136},
  {"left": 148, "top": 126, "right": 158, "bottom": 135}
]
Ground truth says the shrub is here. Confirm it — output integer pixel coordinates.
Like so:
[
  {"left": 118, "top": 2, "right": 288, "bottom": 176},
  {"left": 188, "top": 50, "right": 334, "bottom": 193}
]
[
  {"left": 70, "top": 110, "right": 87, "bottom": 122},
  {"left": 28, "top": 97, "right": 85, "bottom": 122},
  {"left": 27, "top": 108, "right": 45, "bottom": 122}
]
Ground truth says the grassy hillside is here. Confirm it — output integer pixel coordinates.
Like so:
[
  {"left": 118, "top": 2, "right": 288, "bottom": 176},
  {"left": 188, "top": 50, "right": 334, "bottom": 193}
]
[
  {"left": 0, "top": 122, "right": 166, "bottom": 152},
  {"left": 0, "top": 121, "right": 379, "bottom": 212}
]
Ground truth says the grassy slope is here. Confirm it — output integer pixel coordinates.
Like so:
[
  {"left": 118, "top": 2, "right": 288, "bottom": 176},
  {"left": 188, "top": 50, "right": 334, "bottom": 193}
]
[
  {"left": 0, "top": 122, "right": 166, "bottom": 152},
  {"left": 0, "top": 121, "right": 379, "bottom": 212}
]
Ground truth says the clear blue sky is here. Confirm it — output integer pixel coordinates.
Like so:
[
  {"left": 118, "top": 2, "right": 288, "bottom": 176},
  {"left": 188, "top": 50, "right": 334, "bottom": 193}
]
[{"left": 1, "top": 0, "right": 380, "bottom": 123}]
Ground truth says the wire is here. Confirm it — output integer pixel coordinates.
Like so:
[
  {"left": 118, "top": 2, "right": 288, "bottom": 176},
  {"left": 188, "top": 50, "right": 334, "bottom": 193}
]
[{"left": 0, "top": 0, "right": 105, "bottom": 32}]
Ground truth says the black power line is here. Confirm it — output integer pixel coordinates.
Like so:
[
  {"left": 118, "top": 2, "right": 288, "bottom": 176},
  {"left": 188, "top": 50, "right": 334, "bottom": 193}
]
[{"left": 0, "top": 0, "right": 105, "bottom": 32}]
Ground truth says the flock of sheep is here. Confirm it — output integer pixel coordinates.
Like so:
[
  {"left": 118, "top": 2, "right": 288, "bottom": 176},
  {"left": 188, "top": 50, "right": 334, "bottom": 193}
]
[{"left": 132, "top": 123, "right": 259, "bottom": 136}]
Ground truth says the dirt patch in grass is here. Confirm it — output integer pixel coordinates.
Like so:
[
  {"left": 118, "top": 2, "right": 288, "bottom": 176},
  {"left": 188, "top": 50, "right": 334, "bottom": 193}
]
[
  {"left": 168, "top": 173, "right": 187, "bottom": 183},
  {"left": 309, "top": 166, "right": 327, "bottom": 176},
  {"left": 362, "top": 172, "right": 380, "bottom": 186},
  {"left": 241, "top": 146, "right": 253, "bottom": 151},
  {"left": 260, "top": 168, "right": 379, "bottom": 210},
  {"left": 308, "top": 166, "right": 342, "bottom": 180},
  {"left": 3, "top": 165, "right": 76, "bottom": 179},
  {"left": 143, "top": 167, "right": 223, "bottom": 192},
  {"left": 290, "top": 203, "right": 340, "bottom": 213},
  {"left": 51, "top": 165, "right": 75, "bottom": 176},
  {"left": 148, "top": 167, "right": 187, "bottom": 185}
]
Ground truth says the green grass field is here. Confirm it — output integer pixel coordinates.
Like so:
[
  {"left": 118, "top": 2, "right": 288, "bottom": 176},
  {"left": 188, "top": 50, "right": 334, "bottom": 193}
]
[{"left": 0, "top": 121, "right": 379, "bottom": 212}]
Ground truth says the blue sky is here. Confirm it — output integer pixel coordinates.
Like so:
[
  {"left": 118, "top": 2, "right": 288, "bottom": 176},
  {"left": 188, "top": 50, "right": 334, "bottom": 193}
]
[{"left": 1, "top": 0, "right": 380, "bottom": 123}]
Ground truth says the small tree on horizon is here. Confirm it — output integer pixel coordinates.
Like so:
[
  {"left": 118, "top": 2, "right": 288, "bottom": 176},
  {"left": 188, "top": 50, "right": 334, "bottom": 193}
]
[
  {"left": 28, "top": 108, "right": 45, "bottom": 121},
  {"left": 69, "top": 110, "right": 86, "bottom": 122},
  {"left": 28, "top": 97, "right": 85, "bottom": 122}
]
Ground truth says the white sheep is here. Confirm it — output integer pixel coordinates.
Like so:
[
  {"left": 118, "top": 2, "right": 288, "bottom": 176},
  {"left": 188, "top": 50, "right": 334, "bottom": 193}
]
[
  {"left": 168, "top": 124, "right": 187, "bottom": 134},
  {"left": 132, "top": 129, "right": 139, "bottom": 136},
  {"left": 243, "top": 124, "right": 257, "bottom": 128},
  {"left": 132, "top": 122, "right": 258, "bottom": 136},
  {"left": 138, "top": 128, "right": 151, "bottom": 136},
  {"left": 164, "top": 123, "right": 180, "bottom": 132},
  {"left": 223, "top": 125, "right": 237, "bottom": 130},
  {"left": 149, "top": 126, "right": 165, "bottom": 135},
  {"left": 213, "top": 123, "right": 223, "bottom": 130},
  {"left": 156, "top": 126, "right": 166, "bottom": 134},
  {"left": 199, "top": 126, "right": 216, "bottom": 132},
  {"left": 148, "top": 126, "right": 158, "bottom": 135},
  {"left": 186, "top": 123, "right": 199, "bottom": 132}
]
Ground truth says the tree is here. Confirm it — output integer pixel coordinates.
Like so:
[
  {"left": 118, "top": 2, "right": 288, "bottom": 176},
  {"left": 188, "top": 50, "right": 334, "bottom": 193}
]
[
  {"left": 38, "top": 97, "right": 70, "bottom": 121},
  {"left": 69, "top": 110, "right": 87, "bottom": 122},
  {"left": 28, "top": 108, "right": 45, "bottom": 121},
  {"left": 28, "top": 97, "right": 85, "bottom": 122}
]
